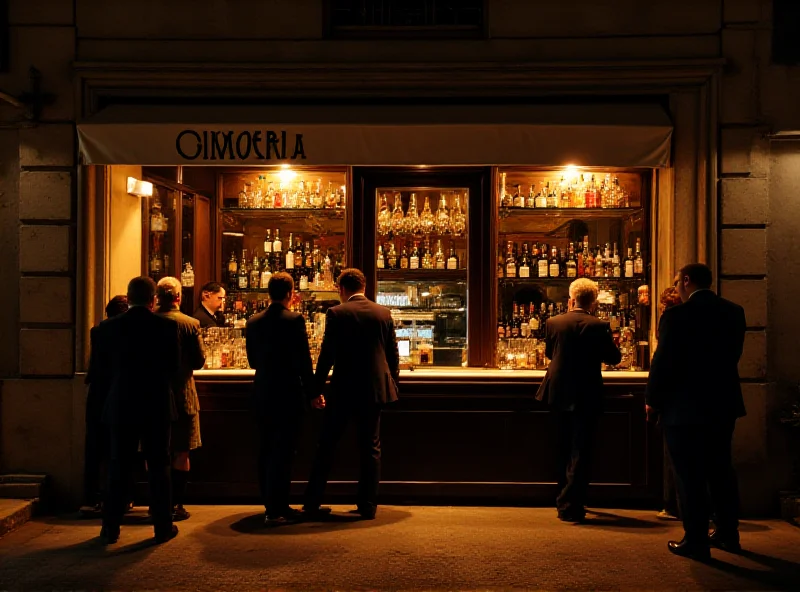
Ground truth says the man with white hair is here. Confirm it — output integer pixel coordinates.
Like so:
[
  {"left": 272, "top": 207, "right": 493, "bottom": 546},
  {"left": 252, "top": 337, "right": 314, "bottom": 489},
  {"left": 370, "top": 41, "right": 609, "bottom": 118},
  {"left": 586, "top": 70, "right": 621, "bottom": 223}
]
[
  {"left": 156, "top": 276, "right": 206, "bottom": 521},
  {"left": 536, "top": 277, "right": 621, "bottom": 523}
]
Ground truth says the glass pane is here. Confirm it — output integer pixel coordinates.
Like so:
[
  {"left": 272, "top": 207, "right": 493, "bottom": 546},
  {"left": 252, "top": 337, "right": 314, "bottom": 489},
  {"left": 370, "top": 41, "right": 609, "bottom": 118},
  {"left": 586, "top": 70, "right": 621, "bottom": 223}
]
[
  {"left": 375, "top": 187, "right": 469, "bottom": 368},
  {"left": 496, "top": 167, "right": 651, "bottom": 371},
  {"left": 180, "top": 193, "right": 195, "bottom": 315},
  {"left": 216, "top": 167, "right": 347, "bottom": 369},
  {"left": 146, "top": 185, "right": 177, "bottom": 283}
]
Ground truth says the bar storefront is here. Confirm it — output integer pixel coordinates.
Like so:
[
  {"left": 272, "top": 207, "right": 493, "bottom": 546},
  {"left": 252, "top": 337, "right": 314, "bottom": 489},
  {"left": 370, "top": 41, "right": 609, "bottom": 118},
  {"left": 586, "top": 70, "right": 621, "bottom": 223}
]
[{"left": 78, "top": 103, "right": 674, "bottom": 505}]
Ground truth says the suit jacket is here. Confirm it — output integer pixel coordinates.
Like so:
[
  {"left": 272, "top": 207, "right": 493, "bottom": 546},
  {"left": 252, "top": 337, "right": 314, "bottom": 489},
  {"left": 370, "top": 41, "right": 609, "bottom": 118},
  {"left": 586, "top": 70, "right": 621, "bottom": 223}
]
[
  {"left": 158, "top": 306, "right": 206, "bottom": 416},
  {"left": 85, "top": 324, "right": 111, "bottom": 423},
  {"left": 535, "top": 309, "right": 622, "bottom": 412},
  {"left": 246, "top": 302, "right": 316, "bottom": 414},
  {"left": 646, "top": 290, "right": 746, "bottom": 426},
  {"left": 314, "top": 295, "right": 400, "bottom": 406},
  {"left": 193, "top": 305, "right": 224, "bottom": 329},
  {"left": 100, "top": 306, "right": 181, "bottom": 426}
]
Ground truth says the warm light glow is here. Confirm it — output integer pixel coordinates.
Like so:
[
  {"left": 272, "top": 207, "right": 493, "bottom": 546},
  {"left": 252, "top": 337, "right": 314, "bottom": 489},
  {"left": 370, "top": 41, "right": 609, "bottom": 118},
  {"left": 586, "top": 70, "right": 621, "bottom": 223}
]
[
  {"left": 277, "top": 167, "right": 297, "bottom": 184},
  {"left": 222, "top": 231, "right": 245, "bottom": 237},
  {"left": 562, "top": 164, "right": 581, "bottom": 181},
  {"left": 126, "top": 177, "right": 153, "bottom": 197}
]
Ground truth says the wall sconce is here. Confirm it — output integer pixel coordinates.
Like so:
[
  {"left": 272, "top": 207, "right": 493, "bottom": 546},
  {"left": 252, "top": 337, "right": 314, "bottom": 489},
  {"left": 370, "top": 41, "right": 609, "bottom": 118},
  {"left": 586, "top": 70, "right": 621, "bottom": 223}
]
[{"left": 127, "top": 177, "right": 153, "bottom": 197}]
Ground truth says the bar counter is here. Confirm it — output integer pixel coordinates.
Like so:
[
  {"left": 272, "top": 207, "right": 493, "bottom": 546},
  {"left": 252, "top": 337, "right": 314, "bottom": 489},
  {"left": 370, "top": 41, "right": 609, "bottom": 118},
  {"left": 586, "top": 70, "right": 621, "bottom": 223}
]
[{"left": 189, "top": 368, "right": 661, "bottom": 506}]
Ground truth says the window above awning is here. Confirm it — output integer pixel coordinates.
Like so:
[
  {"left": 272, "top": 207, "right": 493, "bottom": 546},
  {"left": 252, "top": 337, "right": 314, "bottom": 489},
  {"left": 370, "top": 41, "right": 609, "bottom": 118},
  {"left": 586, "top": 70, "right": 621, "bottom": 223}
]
[{"left": 77, "top": 103, "right": 672, "bottom": 168}]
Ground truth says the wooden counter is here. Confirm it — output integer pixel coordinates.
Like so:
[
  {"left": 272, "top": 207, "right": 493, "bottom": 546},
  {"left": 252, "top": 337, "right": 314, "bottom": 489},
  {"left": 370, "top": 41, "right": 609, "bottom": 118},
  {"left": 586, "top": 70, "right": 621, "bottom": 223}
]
[{"left": 187, "top": 369, "right": 662, "bottom": 507}]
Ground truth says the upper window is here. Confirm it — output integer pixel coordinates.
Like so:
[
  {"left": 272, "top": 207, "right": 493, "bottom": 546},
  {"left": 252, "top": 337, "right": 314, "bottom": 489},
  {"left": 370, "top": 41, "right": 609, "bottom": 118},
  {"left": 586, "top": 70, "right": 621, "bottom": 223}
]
[
  {"left": 773, "top": 0, "right": 800, "bottom": 65},
  {"left": 325, "top": 0, "right": 486, "bottom": 39}
]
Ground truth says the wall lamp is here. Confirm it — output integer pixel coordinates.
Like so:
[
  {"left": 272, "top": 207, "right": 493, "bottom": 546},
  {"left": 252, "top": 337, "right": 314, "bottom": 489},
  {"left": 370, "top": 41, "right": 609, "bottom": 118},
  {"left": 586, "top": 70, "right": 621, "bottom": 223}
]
[{"left": 127, "top": 177, "right": 153, "bottom": 197}]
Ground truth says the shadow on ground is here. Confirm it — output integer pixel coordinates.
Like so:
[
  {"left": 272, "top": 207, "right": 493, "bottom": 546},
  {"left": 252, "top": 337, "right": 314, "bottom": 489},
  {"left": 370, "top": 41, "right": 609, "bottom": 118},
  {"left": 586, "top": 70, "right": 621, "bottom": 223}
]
[
  {"left": 694, "top": 549, "right": 800, "bottom": 591},
  {"left": 582, "top": 509, "right": 669, "bottom": 530}
]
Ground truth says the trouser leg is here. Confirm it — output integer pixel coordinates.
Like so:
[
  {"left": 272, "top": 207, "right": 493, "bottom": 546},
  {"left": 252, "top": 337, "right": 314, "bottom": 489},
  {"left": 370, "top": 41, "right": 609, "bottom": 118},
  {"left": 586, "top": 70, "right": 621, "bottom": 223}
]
[
  {"left": 355, "top": 406, "right": 382, "bottom": 513},
  {"left": 265, "top": 412, "right": 300, "bottom": 516},
  {"left": 706, "top": 419, "right": 740, "bottom": 534},
  {"left": 304, "top": 406, "right": 348, "bottom": 510},
  {"left": 142, "top": 422, "right": 173, "bottom": 533},
  {"left": 557, "top": 412, "right": 598, "bottom": 514},
  {"left": 83, "top": 417, "right": 105, "bottom": 507},
  {"left": 665, "top": 425, "right": 710, "bottom": 544},
  {"left": 103, "top": 424, "right": 138, "bottom": 530}
]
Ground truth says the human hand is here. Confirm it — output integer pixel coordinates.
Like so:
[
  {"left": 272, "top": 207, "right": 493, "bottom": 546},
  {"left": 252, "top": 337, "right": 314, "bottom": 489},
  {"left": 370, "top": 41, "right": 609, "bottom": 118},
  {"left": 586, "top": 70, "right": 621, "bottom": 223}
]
[
  {"left": 311, "top": 394, "right": 326, "bottom": 409},
  {"left": 645, "top": 404, "right": 659, "bottom": 424}
]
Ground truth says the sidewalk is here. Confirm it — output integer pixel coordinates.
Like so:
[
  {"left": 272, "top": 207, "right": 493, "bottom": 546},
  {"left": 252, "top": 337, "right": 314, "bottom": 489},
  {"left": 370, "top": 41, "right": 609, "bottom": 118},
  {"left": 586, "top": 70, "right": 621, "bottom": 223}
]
[{"left": 1, "top": 506, "right": 799, "bottom": 590}]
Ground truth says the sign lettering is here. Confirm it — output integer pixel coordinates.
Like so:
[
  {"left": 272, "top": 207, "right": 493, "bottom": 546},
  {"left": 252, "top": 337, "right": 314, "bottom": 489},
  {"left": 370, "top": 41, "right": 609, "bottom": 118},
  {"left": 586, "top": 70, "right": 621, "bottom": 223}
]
[{"left": 175, "top": 129, "right": 306, "bottom": 162}]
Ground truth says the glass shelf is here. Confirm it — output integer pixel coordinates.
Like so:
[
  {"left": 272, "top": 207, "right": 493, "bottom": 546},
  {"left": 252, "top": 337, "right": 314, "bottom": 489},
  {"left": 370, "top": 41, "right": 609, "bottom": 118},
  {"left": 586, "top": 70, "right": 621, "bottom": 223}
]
[{"left": 378, "top": 269, "right": 467, "bottom": 281}]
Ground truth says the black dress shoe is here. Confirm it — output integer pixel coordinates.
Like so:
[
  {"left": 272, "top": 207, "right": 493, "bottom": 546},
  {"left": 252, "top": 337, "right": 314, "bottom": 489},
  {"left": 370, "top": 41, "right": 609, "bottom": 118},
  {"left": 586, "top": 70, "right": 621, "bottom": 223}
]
[
  {"left": 154, "top": 524, "right": 179, "bottom": 543},
  {"left": 99, "top": 525, "right": 120, "bottom": 544},
  {"left": 172, "top": 505, "right": 191, "bottom": 521},
  {"left": 348, "top": 507, "right": 376, "bottom": 520},
  {"left": 557, "top": 511, "right": 586, "bottom": 523},
  {"left": 301, "top": 506, "right": 333, "bottom": 520},
  {"left": 668, "top": 538, "right": 711, "bottom": 561},
  {"left": 709, "top": 529, "right": 742, "bottom": 553}
]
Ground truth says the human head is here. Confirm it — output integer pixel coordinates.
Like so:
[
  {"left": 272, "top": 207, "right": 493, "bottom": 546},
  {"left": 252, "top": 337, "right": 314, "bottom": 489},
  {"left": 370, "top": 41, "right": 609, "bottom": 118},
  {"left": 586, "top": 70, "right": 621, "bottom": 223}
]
[
  {"left": 267, "top": 272, "right": 294, "bottom": 305},
  {"left": 568, "top": 278, "right": 598, "bottom": 311},
  {"left": 676, "top": 263, "right": 713, "bottom": 302},
  {"left": 105, "top": 295, "right": 129, "bottom": 318},
  {"left": 156, "top": 276, "right": 182, "bottom": 311},
  {"left": 126, "top": 276, "right": 157, "bottom": 309},
  {"left": 200, "top": 281, "right": 226, "bottom": 313},
  {"left": 337, "top": 268, "right": 367, "bottom": 300}
]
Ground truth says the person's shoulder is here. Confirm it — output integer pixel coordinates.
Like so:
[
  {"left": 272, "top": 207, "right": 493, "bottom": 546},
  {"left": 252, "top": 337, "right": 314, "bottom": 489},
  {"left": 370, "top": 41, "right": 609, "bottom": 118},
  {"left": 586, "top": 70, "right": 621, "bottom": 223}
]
[
  {"left": 246, "top": 310, "right": 266, "bottom": 328},
  {"left": 717, "top": 295, "right": 745, "bottom": 316}
]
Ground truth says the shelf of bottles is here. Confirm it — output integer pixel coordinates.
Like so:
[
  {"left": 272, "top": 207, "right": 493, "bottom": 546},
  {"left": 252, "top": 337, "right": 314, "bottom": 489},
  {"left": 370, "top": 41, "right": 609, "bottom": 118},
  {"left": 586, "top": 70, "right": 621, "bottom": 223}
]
[
  {"left": 375, "top": 188, "right": 468, "bottom": 368},
  {"left": 146, "top": 185, "right": 177, "bottom": 283},
  {"left": 496, "top": 167, "right": 651, "bottom": 371},
  {"left": 216, "top": 168, "right": 348, "bottom": 367}
]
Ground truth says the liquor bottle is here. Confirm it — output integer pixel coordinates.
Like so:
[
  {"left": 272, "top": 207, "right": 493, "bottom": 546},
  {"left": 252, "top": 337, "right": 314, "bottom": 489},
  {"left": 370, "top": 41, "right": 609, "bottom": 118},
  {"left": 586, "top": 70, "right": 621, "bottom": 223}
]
[
  {"left": 510, "top": 302, "right": 521, "bottom": 338},
  {"left": 566, "top": 243, "right": 578, "bottom": 278},
  {"left": 513, "top": 185, "right": 524, "bottom": 208},
  {"left": 526, "top": 184, "right": 536, "bottom": 209},
  {"left": 594, "top": 247, "right": 604, "bottom": 278},
  {"left": 295, "top": 238, "right": 304, "bottom": 279},
  {"left": 549, "top": 246, "right": 560, "bottom": 278},
  {"left": 272, "top": 229, "right": 282, "bottom": 257},
  {"left": 447, "top": 243, "right": 459, "bottom": 270},
  {"left": 250, "top": 251, "right": 261, "bottom": 289},
  {"left": 505, "top": 241, "right": 517, "bottom": 278},
  {"left": 623, "top": 247, "right": 634, "bottom": 279},
  {"left": 181, "top": 262, "right": 195, "bottom": 288},
  {"left": 538, "top": 244, "right": 549, "bottom": 278},
  {"left": 422, "top": 240, "right": 433, "bottom": 270},
  {"left": 435, "top": 240, "right": 446, "bottom": 270},
  {"left": 377, "top": 244, "right": 386, "bottom": 269},
  {"left": 585, "top": 175, "right": 598, "bottom": 208},
  {"left": 227, "top": 252, "right": 238, "bottom": 291},
  {"left": 150, "top": 251, "right": 162, "bottom": 276},
  {"left": 520, "top": 304, "right": 530, "bottom": 338},
  {"left": 263, "top": 229, "right": 272, "bottom": 259},
  {"left": 305, "top": 241, "right": 313, "bottom": 271},
  {"left": 400, "top": 243, "right": 409, "bottom": 269},
  {"left": 285, "top": 233, "right": 295, "bottom": 271},
  {"left": 410, "top": 242, "right": 420, "bottom": 270},
  {"left": 420, "top": 196, "right": 435, "bottom": 235},
  {"left": 519, "top": 243, "right": 531, "bottom": 278},
  {"left": 238, "top": 249, "right": 249, "bottom": 290},
  {"left": 388, "top": 242, "right": 398, "bottom": 270},
  {"left": 497, "top": 318, "right": 506, "bottom": 339},
  {"left": 260, "top": 256, "right": 272, "bottom": 288},
  {"left": 529, "top": 303, "right": 541, "bottom": 337},
  {"left": 546, "top": 182, "right": 558, "bottom": 209},
  {"left": 612, "top": 243, "right": 621, "bottom": 278},
  {"left": 535, "top": 184, "right": 547, "bottom": 209},
  {"left": 634, "top": 238, "right": 644, "bottom": 276}
]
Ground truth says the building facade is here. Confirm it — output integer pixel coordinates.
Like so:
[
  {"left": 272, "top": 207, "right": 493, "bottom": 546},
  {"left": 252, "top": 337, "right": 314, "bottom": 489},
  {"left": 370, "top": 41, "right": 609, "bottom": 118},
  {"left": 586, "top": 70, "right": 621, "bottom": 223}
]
[{"left": 0, "top": 0, "right": 798, "bottom": 513}]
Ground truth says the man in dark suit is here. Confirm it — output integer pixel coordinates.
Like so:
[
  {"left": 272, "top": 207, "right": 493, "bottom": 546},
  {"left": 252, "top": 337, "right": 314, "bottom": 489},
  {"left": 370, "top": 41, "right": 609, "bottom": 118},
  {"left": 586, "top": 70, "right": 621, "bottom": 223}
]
[
  {"left": 246, "top": 272, "right": 320, "bottom": 525},
  {"left": 193, "top": 281, "right": 227, "bottom": 328},
  {"left": 536, "top": 278, "right": 622, "bottom": 523},
  {"left": 99, "top": 276, "right": 181, "bottom": 544},
  {"left": 80, "top": 295, "right": 129, "bottom": 517},
  {"left": 647, "top": 263, "right": 746, "bottom": 560},
  {"left": 303, "top": 268, "right": 400, "bottom": 520},
  {"left": 156, "top": 277, "right": 206, "bottom": 522}
]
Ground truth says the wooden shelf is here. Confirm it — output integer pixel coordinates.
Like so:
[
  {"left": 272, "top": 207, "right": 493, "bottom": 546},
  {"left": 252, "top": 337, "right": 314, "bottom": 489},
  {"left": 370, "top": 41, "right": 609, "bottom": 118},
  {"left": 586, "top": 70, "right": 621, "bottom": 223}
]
[
  {"left": 378, "top": 269, "right": 468, "bottom": 282},
  {"left": 499, "top": 207, "right": 641, "bottom": 219},
  {"left": 221, "top": 207, "right": 345, "bottom": 218},
  {"left": 499, "top": 276, "right": 646, "bottom": 285}
]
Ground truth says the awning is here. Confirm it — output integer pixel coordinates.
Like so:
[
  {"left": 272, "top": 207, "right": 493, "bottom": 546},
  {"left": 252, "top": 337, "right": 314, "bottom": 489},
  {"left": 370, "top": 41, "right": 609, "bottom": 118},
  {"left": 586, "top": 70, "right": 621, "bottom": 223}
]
[{"left": 77, "top": 104, "right": 672, "bottom": 168}]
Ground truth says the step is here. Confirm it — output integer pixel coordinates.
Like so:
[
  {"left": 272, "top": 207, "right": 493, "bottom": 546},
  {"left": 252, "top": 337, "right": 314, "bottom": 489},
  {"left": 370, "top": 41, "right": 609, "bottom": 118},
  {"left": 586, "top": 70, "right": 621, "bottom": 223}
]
[{"left": 0, "top": 499, "right": 35, "bottom": 538}]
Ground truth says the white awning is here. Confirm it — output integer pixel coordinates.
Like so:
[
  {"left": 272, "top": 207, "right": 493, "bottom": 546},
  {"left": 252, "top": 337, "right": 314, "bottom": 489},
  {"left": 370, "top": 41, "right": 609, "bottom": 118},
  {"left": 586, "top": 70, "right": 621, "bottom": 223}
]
[{"left": 77, "top": 104, "right": 672, "bottom": 167}]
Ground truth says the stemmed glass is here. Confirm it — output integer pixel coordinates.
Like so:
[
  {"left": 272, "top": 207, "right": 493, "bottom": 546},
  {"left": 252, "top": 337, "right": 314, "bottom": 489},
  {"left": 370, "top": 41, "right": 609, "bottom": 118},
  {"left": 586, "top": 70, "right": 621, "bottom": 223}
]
[
  {"left": 436, "top": 193, "right": 451, "bottom": 235},
  {"left": 420, "top": 195, "right": 436, "bottom": 235},
  {"left": 406, "top": 193, "right": 422, "bottom": 237},
  {"left": 390, "top": 193, "right": 405, "bottom": 236},
  {"left": 377, "top": 193, "right": 391, "bottom": 236}
]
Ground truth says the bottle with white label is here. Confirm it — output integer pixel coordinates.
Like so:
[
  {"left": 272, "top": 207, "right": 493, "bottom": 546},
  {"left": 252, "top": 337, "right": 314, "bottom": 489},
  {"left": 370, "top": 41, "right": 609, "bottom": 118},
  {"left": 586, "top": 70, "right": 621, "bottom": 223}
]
[
  {"left": 625, "top": 247, "right": 635, "bottom": 278},
  {"left": 410, "top": 243, "right": 420, "bottom": 270},
  {"left": 519, "top": 243, "right": 531, "bottom": 278},
  {"left": 285, "top": 233, "right": 294, "bottom": 270}
]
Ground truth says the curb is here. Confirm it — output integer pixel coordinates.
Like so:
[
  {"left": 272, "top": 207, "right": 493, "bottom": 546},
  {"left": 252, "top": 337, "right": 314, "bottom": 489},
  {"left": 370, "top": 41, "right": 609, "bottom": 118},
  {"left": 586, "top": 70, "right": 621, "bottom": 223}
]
[{"left": 0, "top": 500, "right": 35, "bottom": 538}]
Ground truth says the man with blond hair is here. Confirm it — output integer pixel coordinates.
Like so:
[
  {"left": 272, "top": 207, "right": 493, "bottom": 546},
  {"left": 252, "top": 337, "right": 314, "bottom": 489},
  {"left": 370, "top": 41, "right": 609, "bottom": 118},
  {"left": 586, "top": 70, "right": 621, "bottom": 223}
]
[
  {"left": 156, "top": 276, "right": 206, "bottom": 521},
  {"left": 536, "top": 277, "right": 621, "bottom": 523}
]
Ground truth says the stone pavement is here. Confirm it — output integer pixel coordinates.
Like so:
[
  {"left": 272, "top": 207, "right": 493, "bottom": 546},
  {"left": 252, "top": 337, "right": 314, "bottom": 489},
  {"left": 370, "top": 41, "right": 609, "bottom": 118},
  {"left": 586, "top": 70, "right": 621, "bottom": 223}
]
[{"left": 1, "top": 505, "right": 799, "bottom": 591}]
